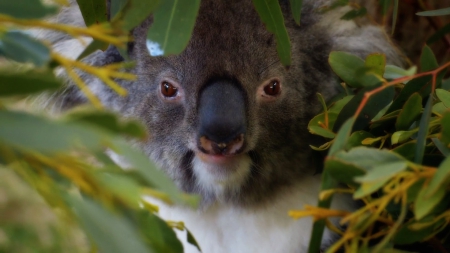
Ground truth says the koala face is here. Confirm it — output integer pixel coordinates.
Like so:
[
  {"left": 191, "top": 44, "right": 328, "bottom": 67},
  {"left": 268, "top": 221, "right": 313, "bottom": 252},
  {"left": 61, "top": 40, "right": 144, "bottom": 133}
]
[{"left": 73, "top": 0, "right": 400, "bottom": 206}]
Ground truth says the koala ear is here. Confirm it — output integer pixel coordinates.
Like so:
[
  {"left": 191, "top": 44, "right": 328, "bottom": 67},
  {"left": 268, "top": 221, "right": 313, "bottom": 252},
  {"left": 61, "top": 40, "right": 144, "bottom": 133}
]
[{"left": 317, "top": 5, "right": 406, "bottom": 67}]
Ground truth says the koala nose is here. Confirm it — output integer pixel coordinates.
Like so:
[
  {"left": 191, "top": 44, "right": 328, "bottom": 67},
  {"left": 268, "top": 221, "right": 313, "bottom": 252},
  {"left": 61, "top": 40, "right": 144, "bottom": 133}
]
[{"left": 197, "top": 78, "right": 246, "bottom": 155}]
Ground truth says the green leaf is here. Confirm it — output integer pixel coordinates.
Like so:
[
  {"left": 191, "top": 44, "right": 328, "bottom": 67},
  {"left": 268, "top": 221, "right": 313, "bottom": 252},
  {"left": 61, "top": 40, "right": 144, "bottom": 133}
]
[
  {"left": 136, "top": 211, "right": 183, "bottom": 253},
  {"left": 110, "top": 0, "right": 128, "bottom": 18},
  {"left": 334, "top": 85, "right": 395, "bottom": 132},
  {"left": 329, "top": 117, "right": 355, "bottom": 155},
  {"left": 436, "top": 89, "right": 450, "bottom": 108},
  {"left": 146, "top": 0, "right": 200, "bottom": 56},
  {"left": 383, "top": 65, "right": 416, "bottom": 80},
  {"left": 252, "top": 0, "right": 291, "bottom": 66},
  {"left": 308, "top": 112, "right": 338, "bottom": 138},
  {"left": 427, "top": 23, "right": 450, "bottom": 45},
  {"left": 113, "top": 0, "right": 160, "bottom": 31},
  {"left": 417, "top": 7, "right": 450, "bottom": 17},
  {"left": 432, "top": 138, "right": 450, "bottom": 157},
  {"left": 0, "top": 0, "right": 57, "bottom": 19},
  {"left": 392, "top": 0, "right": 398, "bottom": 34},
  {"left": 354, "top": 180, "right": 386, "bottom": 199},
  {"left": 345, "top": 131, "right": 375, "bottom": 149},
  {"left": 67, "top": 196, "right": 151, "bottom": 253},
  {"left": 66, "top": 110, "right": 147, "bottom": 139},
  {"left": 354, "top": 161, "right": 407, "bottom": 183},
  {"left": 289, "top": 0, "right": 303, "bottom": 25},
  {"left": 335, "top": 147, "right": 407, "bottom": 171},
  {"left": 0, "top": 69, "right": 61, "bottom": 96},
  {"left": 392, "top": 141, "right": 417, "bottom": 161},
  {"left": 328, "top": 95, "right": 354, "bottom": 114},
  {"left": 440, "top": 112, "right": 450, "bottom": 147},
  {"left": 420, "top": 45, "right": 439, "bottom": 72},
  {"left": 111, "top": 140, "right": 199, "bottom": 207},
  {"left": 340, "top": 7, "right": 367, "bottom": 20},
  {"left": 364, "top": 53, "right": 386, "bottom": 77},
  {"left": 425, "top": 156, "right": 450, "bottom": 197},
  {"left": 317, "top": 0, "right": 348, "bottom": 13},
  {"left": 414, "top": 95, "right": 433, "bottom": 164},
  {"left": 395, "top": 93, "right": 422, "bottom": 131},
  {"left": 186, "top": 228, "right": 201, "bottom": 252},
  {"left": 325, "top": 158, "right": 365, "bottom": 185},
  {"left": 393, "top": 218, "right": 446, "bottom": 245},
  {"left": 414, "top": 182, "right": 446, "bottom": 220},
  {"left": 432, "top": 102, "right": 448, "bottom": 116},
  {"left": 387, "top": 76, "right": 431, "bottom": 114},
  {"left": 380, "top": 0, "right": 392, "bottom": 15},
  {"left": 307, "top": 170, "right": 337, "bottom": 253},
  {"left": 76, "top": 0, "right": 108, "bottom": 26},
  {"left": 329, "top": 52, "right": 371, "bottom": 88},
  {"left": 95, "top": 172, "right": 142, "bottom": 207},
  {"left": 76, "top": 40, "right": 109, "bottom": 60},
  {"left": 0, "top": 31, "right": 51, "bottom": 67},
  {"left": 0, "top": 111, "right": 108, "bottom": 154}
]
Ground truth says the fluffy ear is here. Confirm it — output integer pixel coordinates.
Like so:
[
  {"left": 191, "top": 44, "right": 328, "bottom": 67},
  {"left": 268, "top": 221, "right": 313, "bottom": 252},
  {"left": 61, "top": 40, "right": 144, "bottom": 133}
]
[{"left": 316, "top": 4, "right": 406, "bottom": 67}]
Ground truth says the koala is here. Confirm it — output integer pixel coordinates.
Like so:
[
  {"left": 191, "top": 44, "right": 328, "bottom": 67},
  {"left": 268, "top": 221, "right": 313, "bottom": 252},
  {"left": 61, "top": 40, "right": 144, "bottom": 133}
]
[{"left": 47, "top": 0, "right": 404, "bottom": 252}]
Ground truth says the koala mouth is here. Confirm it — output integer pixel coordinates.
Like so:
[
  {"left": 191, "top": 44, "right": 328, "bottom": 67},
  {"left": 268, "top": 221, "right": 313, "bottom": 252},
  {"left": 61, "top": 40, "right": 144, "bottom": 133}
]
[{"left": 198, "top": 134, "right": 245, "bottom": 158}]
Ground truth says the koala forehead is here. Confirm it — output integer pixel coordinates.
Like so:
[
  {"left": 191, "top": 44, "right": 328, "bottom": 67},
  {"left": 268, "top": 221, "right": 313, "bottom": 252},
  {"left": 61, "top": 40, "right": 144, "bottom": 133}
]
[{"left": 132, "top": 0, "right": 288, "bottom": 89}]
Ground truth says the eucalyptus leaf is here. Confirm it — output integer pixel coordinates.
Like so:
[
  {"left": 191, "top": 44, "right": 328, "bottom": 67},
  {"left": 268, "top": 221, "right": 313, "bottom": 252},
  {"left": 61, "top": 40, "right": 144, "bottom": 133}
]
[
  {"left": 393, "top": 218, "right": 446, "bottom": 245},
  {"left": 417, "top": 7, "right": 450, "bottom": 17},
  {"left": 414, "top": 183, "right": 446, "bottom": 220},
  {"left": 67, "top": 195, "right": 152, "bottom": 253},
  {"left": 325, "top": 158, "right": 365, "bottom": 185},
  {"left": 414, "top": 95, "right": 433, "bottom": 164},
  {"left": 334, "top": 147, "right": 407, "bottom": 171},
  {"left": 432, "top": 138, "right": 450, "bottom": 157},
  {"left": 424, "top": 156, "right": 450, "bottom": 197},
  {"left": 340, "top": 7, "right": 367, "bottom": 20},
  {"left": 0, "top": 69, "right": 61, "bottom": 96},
  {"left": 111, "top": 139, "right": 199, "bottom": 207},
  {"left": 0, "top": 31, "right": 51, "bottom": 67},
  {"left": 66, "top": 110, "right": 147, "bottom": 139},
  {"left": 76, "top": 40, "right": 109, "bottom": 60},
  {"left": 420, "top": 45, "right": 439, "bottom": 72},
  {"left": 146, "top": 0, "right": 200, "bottom": 56},
  {"left": 289, "top": 0, "right": 303, "bottom": 25},
  {"left": 329, "top": 117, "right": 355, "bottom": 155},
  {"left": 136, "top": 211, "right": 183, "bottom": 253},
  {"left": 0, "top": 0, "right": 57, "bottom": 19},
  {"left": 334, "top": 85, "right": 395, "bottom": 132},
  {"left": 329, "top": 51, "right": 378, "bottom": 88},
  {"left": 308, "top": 112, "right": 338, "bottom": 138},
  {"left": 113, "top": 0, "right": 160, "bottom": 31},
  {"left": 252, "top": 0, "right": 291, "bottom": 66},
  {"left": 395, "top": 93, "right": 422, "bottom": 131},
  {"left": 440, "top": 112, "right": 450, "bottom": 147},
  {"left": 76, "top": 0, "right": 108, "bottom": 26},
  {"left": 427, "top": 23, "right": 450, "bottom": 45},
  {"left": 383, "top": 65, "right": 416, "bottom": 80},
  {"left": 0, "top": 111, "right": 109, "bottom": 154},
  {"left": 354, "top": 161, "right": 407, "bottom": 183},
  {"left": 436, "top": 89, "right": 450, "bottom": 108}
]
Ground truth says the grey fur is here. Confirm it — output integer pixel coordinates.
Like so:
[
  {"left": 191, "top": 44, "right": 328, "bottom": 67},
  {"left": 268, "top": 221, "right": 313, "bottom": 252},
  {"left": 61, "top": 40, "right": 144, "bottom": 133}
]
[{"left": 54, "top": 0, "right": 403, "bottom": 207}]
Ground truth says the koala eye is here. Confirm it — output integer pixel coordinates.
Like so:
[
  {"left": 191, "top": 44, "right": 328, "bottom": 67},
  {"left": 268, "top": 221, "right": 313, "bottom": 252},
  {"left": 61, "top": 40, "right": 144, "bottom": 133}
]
[
  {"left": 161, "top": 81, "right": 178, "bottom": 97},
  {"left": 263, "top": 80, "right": 281, "bottom": 96}
]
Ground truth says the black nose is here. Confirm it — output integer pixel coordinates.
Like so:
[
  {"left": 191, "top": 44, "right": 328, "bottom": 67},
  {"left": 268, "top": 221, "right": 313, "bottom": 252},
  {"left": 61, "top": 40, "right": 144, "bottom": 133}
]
[{"left": 197, "top": 78, "right": 246, "bottom": 153}]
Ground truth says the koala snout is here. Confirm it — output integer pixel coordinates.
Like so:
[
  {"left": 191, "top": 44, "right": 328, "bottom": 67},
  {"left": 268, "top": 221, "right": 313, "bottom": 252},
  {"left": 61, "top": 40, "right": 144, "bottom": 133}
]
[{"left": 197, "top": 78, "right": 247, "bottom": 156}]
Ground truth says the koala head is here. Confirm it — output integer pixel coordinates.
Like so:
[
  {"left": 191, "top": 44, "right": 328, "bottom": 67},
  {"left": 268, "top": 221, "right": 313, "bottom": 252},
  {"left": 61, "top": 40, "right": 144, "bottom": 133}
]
[{"left": 63, "top": 0, "right": 402, "bottom": 206}]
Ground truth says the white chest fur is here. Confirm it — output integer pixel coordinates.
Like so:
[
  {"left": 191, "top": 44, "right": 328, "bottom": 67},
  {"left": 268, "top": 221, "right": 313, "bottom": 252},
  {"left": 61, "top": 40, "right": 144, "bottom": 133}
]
[{"left": 148, "top": 175, "right": 353, "bottom": 253}]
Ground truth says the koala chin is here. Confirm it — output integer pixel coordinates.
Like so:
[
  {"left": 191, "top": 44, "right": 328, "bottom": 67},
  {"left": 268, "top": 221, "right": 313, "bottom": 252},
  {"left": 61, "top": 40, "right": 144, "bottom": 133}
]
[{"left": 48, "top": 0, "right": 404, "bottom": 252}]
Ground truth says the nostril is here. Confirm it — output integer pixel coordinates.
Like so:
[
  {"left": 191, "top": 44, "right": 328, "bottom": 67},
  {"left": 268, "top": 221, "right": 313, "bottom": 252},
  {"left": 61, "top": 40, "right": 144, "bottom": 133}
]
[{"left": 199, "top": 134, "right": 245, "bottom": 155}]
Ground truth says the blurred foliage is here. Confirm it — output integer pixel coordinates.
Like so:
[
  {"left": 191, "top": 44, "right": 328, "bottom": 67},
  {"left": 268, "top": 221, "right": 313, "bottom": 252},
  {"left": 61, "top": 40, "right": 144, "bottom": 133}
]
[
  {"left": 0, "top": 0, "right": 449, "bottom": 253},
  {"left": 0, "top": 0, "right": 200, "bottom": 253},
  {"left": 289, "top": 2, "right": 450, "bottom": 252}
]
